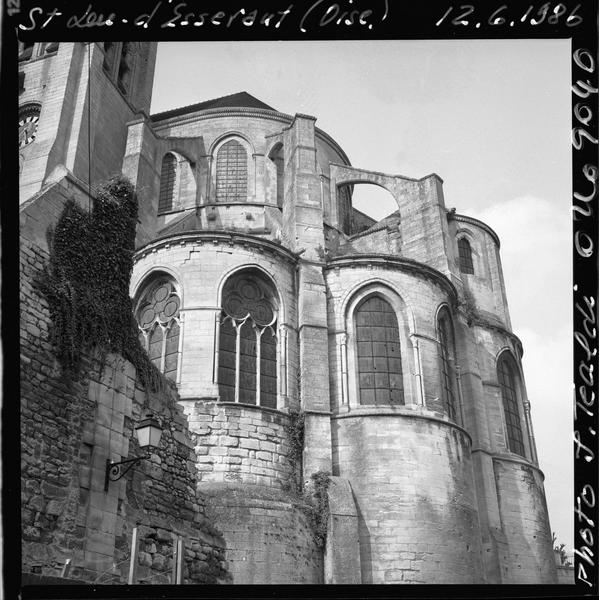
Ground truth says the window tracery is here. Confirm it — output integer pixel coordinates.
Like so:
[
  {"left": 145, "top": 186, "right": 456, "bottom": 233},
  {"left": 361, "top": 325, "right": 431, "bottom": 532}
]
[
  {"left": 135, "top": 277, "right": 181, "bottom": 381},
  {"left": 218, "top": 273, "right": 278, "bottom": 408}
]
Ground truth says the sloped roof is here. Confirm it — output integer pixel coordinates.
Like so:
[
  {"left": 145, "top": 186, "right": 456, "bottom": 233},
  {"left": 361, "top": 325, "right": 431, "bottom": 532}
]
[{"left": 151, "top": 92, "right": 277, "bottom": 122}]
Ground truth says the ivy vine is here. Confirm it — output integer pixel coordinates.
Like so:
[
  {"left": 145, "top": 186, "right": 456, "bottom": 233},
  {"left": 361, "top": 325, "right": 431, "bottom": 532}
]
[
  {"left": 35, "top": 175, "right": 164, "bottom": 392},
  {"left": 305, "top": 471, "right": 331, "bottom": 549},
  {"left": 284, "top": 410, "right": 305, "bottom": 494}
]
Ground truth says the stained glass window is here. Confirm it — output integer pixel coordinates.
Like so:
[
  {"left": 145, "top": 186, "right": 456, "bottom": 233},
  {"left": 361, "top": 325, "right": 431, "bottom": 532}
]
[
  {"left": 498, "top": 354, "right": 525, "bottom": 457},
  {"left": 438, "top": 307, "right": 458, "bottom": 422},
  {"left": 216, "top": 140, "right": 248, "bottom": 203},
  {"left": 355, "top": 296, "right": 404, "bottom": 406},
  {"left": 136, "top": 277, "right": 181, "bottom": 381},
  {"left": 458, "top": 238, "right": 474, "bottom": 274},
  {"left": 218, "top": 273, "right": 277, "bottom": 408}
]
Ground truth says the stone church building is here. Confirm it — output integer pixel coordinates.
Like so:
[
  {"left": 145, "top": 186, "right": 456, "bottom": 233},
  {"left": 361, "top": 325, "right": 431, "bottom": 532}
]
[{"left": 19, "top": 41, "right": 558, "bottom": 584}]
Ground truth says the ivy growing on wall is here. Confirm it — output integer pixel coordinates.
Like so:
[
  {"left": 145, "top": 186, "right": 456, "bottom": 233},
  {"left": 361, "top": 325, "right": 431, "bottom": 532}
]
[
  {"left": 306, "top": 471, "right": 331, "bottom": 549},
  {"left": 284, "top": 410, "right": 305, "bottom": 494},
  {"left": 459, "top": 289, "right": 478, "bottom": 326},
  {"left": 283, "top": 412, "right": 331, "bottom": 548},
  {"left": 35, "top": 175, "right": 164, "bottom": 391}
]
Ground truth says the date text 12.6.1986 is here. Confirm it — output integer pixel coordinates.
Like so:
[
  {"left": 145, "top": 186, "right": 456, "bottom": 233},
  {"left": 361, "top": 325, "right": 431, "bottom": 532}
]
[{"left": 435, "top": 3, "right": 582, "bottom": 29}]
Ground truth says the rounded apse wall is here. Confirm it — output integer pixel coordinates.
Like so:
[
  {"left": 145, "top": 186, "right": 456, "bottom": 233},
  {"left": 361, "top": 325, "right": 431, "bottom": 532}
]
[
  {"left": 182, "top": 401, "right": 323, "bottom": 584},
  {"left": 332, "top": 411, "right": 483, "bottom": 584},
  {"left": 493, "top": 458, "right": 557, "bottom": 583}
]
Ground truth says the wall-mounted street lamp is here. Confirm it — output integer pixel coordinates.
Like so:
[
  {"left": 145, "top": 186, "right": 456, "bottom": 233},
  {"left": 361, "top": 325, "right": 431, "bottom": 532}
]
[{"left": 104, "top": 414, "right": 163, "bottom": 491}]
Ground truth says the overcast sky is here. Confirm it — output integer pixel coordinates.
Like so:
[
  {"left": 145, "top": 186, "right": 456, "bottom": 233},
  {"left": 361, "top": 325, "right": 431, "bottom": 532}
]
[{"left": 151, "top": 39, "right": 573, "bottom": 550}]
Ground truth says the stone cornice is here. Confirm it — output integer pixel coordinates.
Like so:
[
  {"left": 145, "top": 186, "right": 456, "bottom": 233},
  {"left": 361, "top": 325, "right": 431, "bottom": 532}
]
[
  {"left": 332, "top": 408, "right": 472, "bottom": 446},
  {"left": 134, "top": 231, "right": 299, "bottom": 265},
  {"left": 324, "top": 254, "right": 458, "bottom": 301},
  {"left": 470, "top": 318, "right": 523, "bottom": 357},
  {"left": 449, "top": 212, "right": 501, "bottom": 248}
]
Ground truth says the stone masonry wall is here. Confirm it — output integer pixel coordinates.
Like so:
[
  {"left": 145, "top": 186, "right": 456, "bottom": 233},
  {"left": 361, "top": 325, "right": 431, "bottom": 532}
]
[
  {"left": 181, "top": 401, "right": 294, "bottom": 489},
  {"left": 20, "top": 232, "right": 229, "bottom": 584},
  {"left": 332, "top": 412, "right": 483, "bottom": 584},
  {"left": 200, "top": 484, "right": 323, "bottom": 584},
  {"left": 493, "top": 458, "right": 557, "bottom": 583}
]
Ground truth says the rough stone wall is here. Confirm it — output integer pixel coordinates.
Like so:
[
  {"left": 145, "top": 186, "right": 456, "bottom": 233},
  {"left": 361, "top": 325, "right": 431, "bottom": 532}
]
[
  {"left": 200, "top": 484, "right": 323, "bottom": 584},
  {"left": 493, "top": 459, "right": 557, "bottom": 583},
  {"left": 181, "top": 402, "right": 294, "bottom": 489},
  {"left": 20, "top": 230, "right": 229, "bottom": 584},
  {"left": 332, "top": 412, "right": 483, "bottom": 584},
  {"left": 179, "top": 401, "right": 323, "bottom": 583}
]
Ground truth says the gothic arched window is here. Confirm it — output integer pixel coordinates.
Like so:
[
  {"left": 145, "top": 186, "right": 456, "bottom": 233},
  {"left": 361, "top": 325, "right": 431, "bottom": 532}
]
[
  {"left": 135, "top": 276, "right": 181, "bottom": 381},
  {"left": 355, "top": 295, "right": 404, "bottom": 405},
  {"left": 497, "top": 353, "right": 525, "bottom": 457},
  {"left": 269, "top": 144, "right": 284, "bottom": 209},
  {"left": 218, "top": 272, "right": 277, "bottom": 408},
  {"left": 458, "top": 237, "right": 474, "bottom": 274},
  {"left": 158, "top": 153, "right": 177, "bottom": 213},
  {"left": 437, "top": 307, "right": 458, "bottom": 422},
  {"left": 216, "top": 140, "right": 248, "bottom": 203}
]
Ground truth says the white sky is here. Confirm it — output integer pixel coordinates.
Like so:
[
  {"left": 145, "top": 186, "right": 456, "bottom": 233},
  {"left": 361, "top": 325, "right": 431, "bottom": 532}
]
[{"left": 151, "top": 40, "right": 573, "bottom": 550}]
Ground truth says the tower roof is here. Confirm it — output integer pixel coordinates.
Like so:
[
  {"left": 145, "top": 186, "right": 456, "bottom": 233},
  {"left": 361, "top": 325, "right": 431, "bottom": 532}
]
[{"left": 150, "top": 92, "right": 276, "bottom": 122}]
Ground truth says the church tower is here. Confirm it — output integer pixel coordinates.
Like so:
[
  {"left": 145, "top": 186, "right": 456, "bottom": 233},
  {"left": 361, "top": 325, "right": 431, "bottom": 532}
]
[{"left": 18, "top": 42, "right": 157, "bottom": 208}]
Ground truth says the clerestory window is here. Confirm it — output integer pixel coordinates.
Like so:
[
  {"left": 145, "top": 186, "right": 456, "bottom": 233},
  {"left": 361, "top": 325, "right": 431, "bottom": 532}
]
[
  {"left": 216, "top": 140, "right": 248, "bottom": 203},
  {"left": 218, "top": 272, "right": 278, "bottom": 408},
  {"left": 158, "top": 153, "right": 177, "bottom": 213},
  {"left": 458, "top": 237, "right": 474, "bottom": 274}
]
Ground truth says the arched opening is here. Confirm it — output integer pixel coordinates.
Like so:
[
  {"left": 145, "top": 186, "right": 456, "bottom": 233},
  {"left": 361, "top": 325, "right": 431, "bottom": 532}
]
[
  {"left": 355, "top": 295, "right": 404, "bottom": 406},
  {"left": 457, "top": 237, "right": 474, "bottom": 274},
  {"left": 336, "top": 183, "right": 398, "bottom": 235},
  {"left": 135, "top": 274, "right": 181, "bottom": 381},
  {"left": 268, "top": 144, "right": 284, "bottom": 209},
  {"left": 158, "top": 153, "right": 177, "bottom": 213},
  {"left": 437, "top": 306, "right": 459, "bottom": 423},
  {"left": 218, "top": 269, "right": 278, "bottom": 408},
  {"left": 216, "top": 139, "right": 248, "bottom": 203},
  {"left": 497, "top": 352, "right": 525, "bottom": 457}
]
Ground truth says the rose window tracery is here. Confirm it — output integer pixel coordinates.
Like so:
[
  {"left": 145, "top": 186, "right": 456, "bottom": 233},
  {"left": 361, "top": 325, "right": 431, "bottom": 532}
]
[
  {"left": 135, "top": 277, "right": 181, "bottom": 381},
  {"left": 218, "top": 273, "right": 278, "bottom": 409}
]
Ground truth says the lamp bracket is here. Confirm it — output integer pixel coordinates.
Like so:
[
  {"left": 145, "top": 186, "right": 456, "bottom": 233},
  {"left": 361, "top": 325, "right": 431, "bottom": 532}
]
[{"left": 104, "top": 455, "right": 149, "bottom": 491}]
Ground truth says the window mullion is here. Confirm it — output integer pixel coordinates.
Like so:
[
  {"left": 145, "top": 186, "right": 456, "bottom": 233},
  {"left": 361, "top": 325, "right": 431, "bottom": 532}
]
[
  {"left": 159, "top": 323, "right": 167, "bottom": 374},
  {"left": 234, "top": 320, "right": 242, "bottom": 403},
  {"left": 255, "top": 324, "right": 263, "bottom": 406}
]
